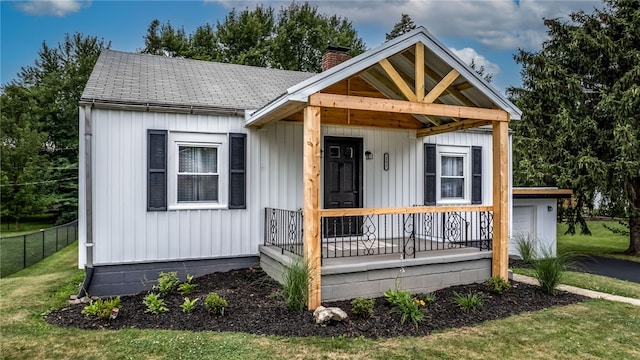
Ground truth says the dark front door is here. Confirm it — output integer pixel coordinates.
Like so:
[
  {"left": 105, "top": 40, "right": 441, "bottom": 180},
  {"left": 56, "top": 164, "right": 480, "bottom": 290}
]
[{"left": 324, "top": 136, "right": 363, "bottom": 237}]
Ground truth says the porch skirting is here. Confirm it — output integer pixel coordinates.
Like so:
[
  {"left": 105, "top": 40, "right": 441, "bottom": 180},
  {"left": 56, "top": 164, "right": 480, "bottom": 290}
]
[{"left": 259, "top": 245, "right": 492, "bottom": 302}]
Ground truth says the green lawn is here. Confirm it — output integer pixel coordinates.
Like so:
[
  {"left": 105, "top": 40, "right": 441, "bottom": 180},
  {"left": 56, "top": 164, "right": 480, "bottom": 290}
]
[
  {"left": 558, "top": 220, "right": 639, "bottom": 263},
  {"left": 1, "top": 214, "right": 57, "bottom": 237},
  {"left": 2, "top": 242, "right": 640, "bottom": 359}
]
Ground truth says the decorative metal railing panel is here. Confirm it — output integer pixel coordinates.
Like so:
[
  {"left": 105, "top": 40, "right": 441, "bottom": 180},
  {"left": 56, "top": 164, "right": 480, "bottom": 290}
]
[
  {"left": 264, "top": 207, "right": 493, "bottom": 262},
  {"left": 264, "top": 208, "right": 303, "bottom": 257},
  {"left": 321, "top": 210, "right": 493, "bottom": 261}
]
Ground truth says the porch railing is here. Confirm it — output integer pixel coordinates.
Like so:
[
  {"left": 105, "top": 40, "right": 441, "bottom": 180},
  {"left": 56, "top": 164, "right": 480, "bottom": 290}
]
[
  {"left": 264, "top": 206, "right": 493, "bottom": 262},
  {"left": 320, "top": 206, "right": 493, "bottom": 261},
  {"left": 264, "top": 208, "right": 303, "bottom": 257}
]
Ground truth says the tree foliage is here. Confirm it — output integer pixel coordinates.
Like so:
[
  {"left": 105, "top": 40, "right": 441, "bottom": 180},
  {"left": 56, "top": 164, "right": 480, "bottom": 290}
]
[
  {"left": 511, "top": 0, "right": 640, "bottom": 255},
  {"left": 385, "top": 14, "right": 416, "bottom": 41},
  {"left": 141, "top": 2, "right": 366, "bottom": 72},
  {"left": 1, "top": 33, "right": 109, "bottom": 225}
]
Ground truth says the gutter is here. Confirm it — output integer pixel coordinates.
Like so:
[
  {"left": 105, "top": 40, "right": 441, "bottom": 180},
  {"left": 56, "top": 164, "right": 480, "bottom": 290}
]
[{"left": 79, "top": 98, "right": 245, "bottom": 117}]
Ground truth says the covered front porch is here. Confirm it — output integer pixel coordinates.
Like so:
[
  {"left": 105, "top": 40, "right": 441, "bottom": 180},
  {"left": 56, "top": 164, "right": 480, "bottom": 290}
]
[{"left": 246, "top": 28, "right": 520, "bottom": 309}]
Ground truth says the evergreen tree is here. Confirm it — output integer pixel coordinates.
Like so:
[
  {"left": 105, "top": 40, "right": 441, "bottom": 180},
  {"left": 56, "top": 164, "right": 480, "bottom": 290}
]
[
  {"left": 214, "top": 6, "right": 275, "bottom": 67},
  {"left": 385, "top": 14, "right": 416, "bottom": 41},
  {"left": 511, "top": 0, "right": 640, "bottom": 255}
]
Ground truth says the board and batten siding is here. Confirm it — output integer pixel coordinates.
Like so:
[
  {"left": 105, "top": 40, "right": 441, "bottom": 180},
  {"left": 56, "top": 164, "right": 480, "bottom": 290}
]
[{"left": 79, "top": 108, "right": 255, "bottom": 267}]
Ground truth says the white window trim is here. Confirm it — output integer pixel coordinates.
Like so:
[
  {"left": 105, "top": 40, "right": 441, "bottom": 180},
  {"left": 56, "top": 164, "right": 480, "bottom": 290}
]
[
  {"left": 436, "top": 145, "right": 471, "bottom": 205},
  {"left": 168, "top": 132, "right": 228, "bottom": 210}
]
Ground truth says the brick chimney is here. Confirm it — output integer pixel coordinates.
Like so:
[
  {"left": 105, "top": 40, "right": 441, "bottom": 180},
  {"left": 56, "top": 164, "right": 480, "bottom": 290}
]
[{"left": 322, "top": 45, "right": 352, "bottom": 71}]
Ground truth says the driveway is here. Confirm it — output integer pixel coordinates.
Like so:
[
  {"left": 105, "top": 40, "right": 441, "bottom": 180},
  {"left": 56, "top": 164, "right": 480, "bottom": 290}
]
[{"left": 575, "top": 256, "right": 640, "bottom": 284}]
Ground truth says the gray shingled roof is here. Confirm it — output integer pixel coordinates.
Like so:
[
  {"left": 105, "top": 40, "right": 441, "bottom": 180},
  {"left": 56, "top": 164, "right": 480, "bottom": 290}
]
[{"left": 81, "top": 50, "right": 315, "bottom": 111}]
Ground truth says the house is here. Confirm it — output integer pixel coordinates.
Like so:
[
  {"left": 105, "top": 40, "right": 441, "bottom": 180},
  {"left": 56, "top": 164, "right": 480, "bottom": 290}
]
[{"left": 78, "top": 27, "right": 522, "bottom": 308}]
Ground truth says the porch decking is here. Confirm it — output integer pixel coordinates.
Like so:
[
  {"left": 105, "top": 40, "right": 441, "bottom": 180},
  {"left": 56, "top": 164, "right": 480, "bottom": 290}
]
[{"left": 260, "top": 244, "right": 492, "bottom": 301}]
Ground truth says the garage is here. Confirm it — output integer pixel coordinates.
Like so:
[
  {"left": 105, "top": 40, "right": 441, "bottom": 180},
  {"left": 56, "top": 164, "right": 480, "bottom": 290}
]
[{"left": 511, "top": 188, "right": 573, "bottom": 259}]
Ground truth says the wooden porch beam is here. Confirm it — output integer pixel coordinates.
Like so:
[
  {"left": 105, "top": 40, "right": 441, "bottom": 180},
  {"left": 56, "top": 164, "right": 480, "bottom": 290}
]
[
  {"left": 415, "top": 42, "right": 425, "bottom": 102},
  {"left": 378, "top": 59, "right": 417, "bottom": 101},
  {"left": 423, "top": 69, "right": 460, "bottom": 103},
  {"left": 320, "top": 205, "right": 493, "bottom": 217},
  {"left": 309, "top": 93, "right": 509, "bottom": 122},
  {"left": 416, "top": 119, "right": 492, "bottom": 137},
  {"left": 492, "top": 120, "right": 510, "bottom": 280},
  {"left": 303, "top": 105, "right": 322, "bottom": 310}
]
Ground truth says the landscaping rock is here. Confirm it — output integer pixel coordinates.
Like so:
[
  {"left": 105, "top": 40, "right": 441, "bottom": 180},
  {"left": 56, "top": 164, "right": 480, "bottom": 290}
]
[{"left": 313, "top": 306, "right": 348, "bottom": 325}]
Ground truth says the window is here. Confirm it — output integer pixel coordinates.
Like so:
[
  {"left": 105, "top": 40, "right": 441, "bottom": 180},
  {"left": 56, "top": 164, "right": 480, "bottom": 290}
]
[
  {"left": 440, "top": 155, "right": 465, "bottom": 199},
  {"left": 177, "top": 146, "right": 219, "bottom": 202},
  {"left": 424, "top": 144, "right": 482, "bottom": 205},
  {"left": 147, "top": 130, "right": 246, "bottom": 211}
]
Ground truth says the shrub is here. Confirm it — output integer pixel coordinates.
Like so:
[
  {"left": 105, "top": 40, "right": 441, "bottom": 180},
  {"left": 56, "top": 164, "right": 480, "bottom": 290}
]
[
  {"left": 82, "top": 296, "right": 121, "bottom": 319},
  {"left": 351, "top": 298, "right": 375, "bottom": 318},
  {"left": 514, "top": 235, "right": 538, "bottom": 264},
  {"left": 487, "top": 276, "right": 511, "bottom": 294},
  {"left": 205, "top": 292, "right": 227, "bottom": 315},
  {"left": 154, "top": 271, "right": 180, "bottom": 296},
  {"left": 453, "top": 291, "right": 485, "bottom": 312},
  {"left": 178, "top": 274, "right": 198, "bottom": 295},
  {"left": 282, "top": 259, "right": 311, "bottom": 311},
  {"left": 181, "top": 297, "right": 199, "bottom": 314},
  {"left": 533, "top": 248, "right": 573, "bottom": 294},
  {"left": 418, "top": 292, "right": 436, "bottom": 304},
  {"left": 143, "top": 293, "right": 169, "bottom": 314},
  {"left": 384, "top": 288, "right": 427, "bottom": 328}
]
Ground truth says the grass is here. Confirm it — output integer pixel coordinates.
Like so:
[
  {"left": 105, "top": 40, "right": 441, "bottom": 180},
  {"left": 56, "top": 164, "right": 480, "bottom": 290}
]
[
  {"left": 512, "top": 268, "right": 640, "bottom": 300},
  {"left": 2, "top": 242, "right": 640, "bottom": 359},
  {"left": 0, "top": 214, "right": 57, "bottom": 237},
  {"left": 557, "top": 221, "right": 639, "bottom": 263}
]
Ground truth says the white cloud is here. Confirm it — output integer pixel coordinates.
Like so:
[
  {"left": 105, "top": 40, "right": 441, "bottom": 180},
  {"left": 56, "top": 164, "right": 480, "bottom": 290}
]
[
  {"left": 449, "top": 47, "right": 501, "bottom": 76},
  {"left": 17, "top": 0, "right": 89, "bottom": 17}
]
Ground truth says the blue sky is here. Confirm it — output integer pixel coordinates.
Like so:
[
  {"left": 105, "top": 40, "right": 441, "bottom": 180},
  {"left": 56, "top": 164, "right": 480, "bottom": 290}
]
[{"left": 1, "top": 0, "right": 601, "bottom": 93}]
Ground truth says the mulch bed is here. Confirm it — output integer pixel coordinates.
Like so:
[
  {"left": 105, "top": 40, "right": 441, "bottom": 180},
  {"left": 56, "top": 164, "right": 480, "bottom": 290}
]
[{"left": 46, "top": 267, "right": 587, "bottom": 338}]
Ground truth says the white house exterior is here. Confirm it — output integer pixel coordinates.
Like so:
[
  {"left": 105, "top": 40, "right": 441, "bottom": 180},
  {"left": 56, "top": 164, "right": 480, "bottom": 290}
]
[{"left": 79, "top": 28, "right": 522, "bottom": 299}]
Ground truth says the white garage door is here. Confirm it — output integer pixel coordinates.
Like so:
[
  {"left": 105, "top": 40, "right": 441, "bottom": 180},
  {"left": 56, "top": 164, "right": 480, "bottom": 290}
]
[{"left": 511, "top": 206, "right": 535, "bottom": 256}]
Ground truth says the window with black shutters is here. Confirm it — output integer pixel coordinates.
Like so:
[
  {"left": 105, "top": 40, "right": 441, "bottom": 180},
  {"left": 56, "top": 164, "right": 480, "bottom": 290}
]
[{"left": 424, "top": 144, "right": 482, "bottom": 205}]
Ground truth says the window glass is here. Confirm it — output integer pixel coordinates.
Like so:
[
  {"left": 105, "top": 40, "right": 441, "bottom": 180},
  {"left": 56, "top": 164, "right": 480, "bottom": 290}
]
[
  {"left": 441, "top": 155, "right": 464, "bottom": 199},
  {"left": 178, "top": 146, "right": 218, "bottom": 202}
]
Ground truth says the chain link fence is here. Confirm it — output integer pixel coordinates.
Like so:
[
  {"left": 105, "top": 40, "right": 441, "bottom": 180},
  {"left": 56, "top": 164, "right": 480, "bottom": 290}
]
[{"left": 1, "top": 220, "right": 78, "bottom": 277}]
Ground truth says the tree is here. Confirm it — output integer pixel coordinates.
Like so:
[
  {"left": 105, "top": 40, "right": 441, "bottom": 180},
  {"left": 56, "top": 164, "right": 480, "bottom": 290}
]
[
  {"left": 142, "top": 20, "right": 189, "bottom": 57},
  {"left": 3, "top": 33, "right": 109, "bottom": 224},
  {"left": 272, "top": 2, "right": 366, "bottom": 72},
  {"left": 511, "top": 0, "right": 640, "bottom": 255},
  {"left": 214, "top": 6, "right": 275, "bottom": 67},
  {"left": 469, "top": 58, "right": 494, "bottom": 83},
  {"left": 385, "top": 14, "right": 416, "bottom": 41},
  {"left": 188, "top": 24, "right": 217, "bottom": 61},
  {"left": 0, "top": 86, "right": 52, "bottom": 230}
]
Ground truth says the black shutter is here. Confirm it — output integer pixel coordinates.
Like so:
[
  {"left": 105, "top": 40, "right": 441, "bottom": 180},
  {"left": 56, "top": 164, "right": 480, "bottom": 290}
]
[
  {"left": 228, "top": 133, "right": 246, "bottom": 209},
  {"left": 471, "top": 146, "right": 482, "bottom": 204},
  {"left": 424, "top": 143, "right": 436, "bottom": 205},
  {"left": 147, "top": 130, "right": 167, "bottom": 211}
]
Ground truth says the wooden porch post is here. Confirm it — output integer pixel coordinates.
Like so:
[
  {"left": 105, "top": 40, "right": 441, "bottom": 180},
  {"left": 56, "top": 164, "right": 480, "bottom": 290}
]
[
  {"left": 303, "top": 105, "right": 322, "bottom": 310},
  {"left": 492, "top": 120, "right": 510, "bottom": 279}
]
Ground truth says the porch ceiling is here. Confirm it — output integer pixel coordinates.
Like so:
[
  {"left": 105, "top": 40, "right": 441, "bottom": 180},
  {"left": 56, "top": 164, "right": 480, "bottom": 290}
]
[{"left": 246, "top": 27, "right": 521, "bottom": 136}]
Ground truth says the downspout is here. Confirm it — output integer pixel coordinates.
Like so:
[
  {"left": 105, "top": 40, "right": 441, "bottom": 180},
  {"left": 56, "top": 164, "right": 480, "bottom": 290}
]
[{"left": 78, "top": 104, "right": 94, "bottom": 298}]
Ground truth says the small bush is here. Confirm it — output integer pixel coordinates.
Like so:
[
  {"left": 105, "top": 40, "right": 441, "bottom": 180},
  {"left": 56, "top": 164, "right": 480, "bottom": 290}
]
[
  {"left": 533, "top": 248, "right": 573, "bottom": 294},
  {"left": 351, "top": 298, "right": 375, "bottom": 318},
  {"left": 514, "top": 235, "right": 538, "bottom": 264},
  {"left": 143, "top": 293, "right": 169, "bottom": 314},
  {"left": 282, "top": 260, "right": 310, "bottom": 311},
  {"left": 418, "top": 292, "right": 436, "bottom": 304},
  {"left": 384, "top": 288, "right": 427, "bottom": 328},
  {"left": 205, "top": 292, "right": 227, "bottom": 315},
  {"left": 82, "top": 296, "right": 121, "bottom": 319},
  {"left": 181, "top": 297, "right": 199, "bottom": 314},
  {"left": 178, "top": 274, "right": 198, "bottom": 295},
  {"left": 154, "top": 271, "right": 180, "bottom": 296},
  {"left": 453, "top": 291, "right": 485, "bottom": 312},
  {"left": 487, "top": 276, "right": 511, "bottom": 294}
]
